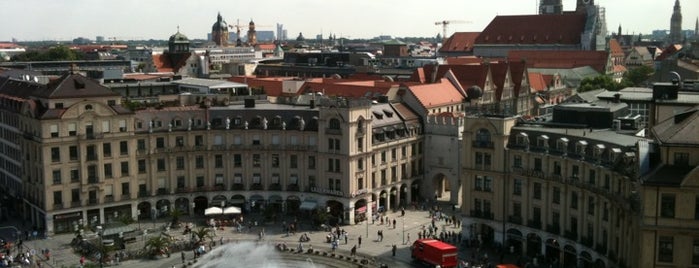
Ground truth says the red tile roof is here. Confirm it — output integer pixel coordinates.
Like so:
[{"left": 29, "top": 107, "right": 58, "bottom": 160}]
[
  {"left": 608, "top": 39, "right": 624, "bottom": 57},
  {"left": 528, "top": 72, "right": 547, "bottom": 92},
  {"left": 444, "top": 56, "right": 484, "bottom": 65},
  {"left": 507, "top": 50, "right": 609, "bottom": 74},
  {"left": 406, "top": 78, "right": 465, "bottom": 109},
  {"left": 509, "top": 60, "right": 528, "bottom": 97},
  {"left": 298, "top": 79, "right": 395, "bottom": 99},
  {"left": 229, "top": 76, "right": 298, "bottom": 97},
  {"left": 256, "top": 44, "right": 276, "bottom": 50},
  {"left": 440, "top": 32, "right": 480, "bottom": 52},
  {"left": 0, "top": 43, "right": 22, "bottom": 49},
  {"left": 655, "top": 44, "right": 682, "bottom": 61},
  {"left": 476, "top": 13, "right": 586, "bottom": 45}
]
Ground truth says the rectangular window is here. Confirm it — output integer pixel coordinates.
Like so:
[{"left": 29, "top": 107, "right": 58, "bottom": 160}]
[
  {"left": 156, "top": 137, "right": 165, "bottom": 148},
  {"left": 102, "top": 121, "right": 110, "bottom": 133},
  {"left": 571, "top": 192, "right": 578, "bottom": 209},
  {"left": 553, "top": 161, "right": 561, "bottom": 175},
  {"left": 52, "top": 170, "right": 62, "bottom": 184},
  {"left": 271, "top": 154, "right": 280, "bottom": 168},
  {"left": 120, "top": 161, "right": 129, "bottom": 176},
  {"left": 196, "top": 176, "right": 205, "bottom": 188},
  {"left": 588, "top": 196, "right": 595, "bottom": 215},
  {"left": 658, "top": 236, "right": 673, "bottom": 263},
  {"left": 513, "top": 179, "right": 522, "bottom": 195},
  {"left": 176, "top": 136, "right": 184, "bottom": 147},
  {"left": 195, "top": 156, "right": 204, "bottom": 169},
  {"left": 693, "top": 239, "right": 699, "bottom": 265},
  {"left": 87, "top": 165, "right": 97, "bottom": 183},
  {"left": 104, "top": 163, "right": 112, "bottom": 178},
  {"left": 308, "top": 156, "right": 315, "bottom": 169},
  {"left": 553, "top": 187, "right": 561, "bottom": 204},
  {"left": 391, "top": 148, "right": 397, "bottom": 160},
  {"left": 215, "top": 154, "right": 223, "bottom": 168},
  {"left": 533, "top": 183, "right": 542, "bottom": 200},
  {"left": 119, "top": 141, "right": 128, "bottom": 155},
  {"left": 534, "top": 158, "right": 542, "bottom": 171},
  {"left": 661, "top": 194, "right": 675, "bottom": 218},
  {"left": 138, "top": 159, "right": 147, "bottom": 173},
  {"left": 177, "top": 176, "right": 185, "bottom": 189},
  {"left": 119, "top": 120, "right": 126, "bottom": 132},
  {"left": 157, "top": 158, "right": 166, "bottom": 171},
  {"left": 253, "top": 154, "right": 261, "bottom": 167},
  {"left": 290, "top": 155, "right": 298, "bottom": 169},
  {"left": 328, "top": 178, "right": 334, "bottom": 191},
  {"left": 674, "top": 152, "right": 689, "bottom": 166},
  {"left": 335, "top": 179, "right": 341, "bottom": 191},
  {"left": 195, "top": 135, "right": 204, "bottom": 146},
  {"left": 70, "top": 169, "right": 80, "bottom": 182},
  {"left": 71, "top": 188, "right": 80, "bottom": 203},
  {"left": 53, "top": 191, "right": 62, "bottom": 206},
  {"left": 68, "top": 123, "right": 76, "bottom": 136},
  {"left": 381, "top": 151, "right": 386, "bottom": 163},
  {"left": 176, "top": 157, "right": 185, "bottom": 170},
  {"left": 137, "top": 139, "right": 146, "bottom": 151},
  {"left": 572, "top": 165, "right": 580, "bottom": 178},
  {"left": 215, "top": 174, "right": 224, "bottom": 185},
  {"left": 513, "top": 155, "right": 522, "bottom": 168},
  {"left": 309, "top": 175, "right": 316, "bottom": 189},
  {"left": 588, "top": 170, "right": 596, "bottom": 185},
  {"left": 695, "top": 196, "right": 699, "bottom": 220},
  {"left": 51, "top": 147, "right": 60, "bottom": 162},
  {"left": 358, "top": 158, "right": 364, "bottom": 170},
  {"left": 233, "top": 154, "right": 242, "bottom": 167},
  {"left": 69, "top": 146, "right": 78, "bottom": 160},
  {"left": 103, "top": 143, "right": 112, "bottom": 157}
]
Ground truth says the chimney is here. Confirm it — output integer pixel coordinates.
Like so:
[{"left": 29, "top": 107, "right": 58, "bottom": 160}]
[
  {"left": 309, "top": 99, "right": 315, "bottom": 109},
  {"left": 613, "top": 93, "right": 621, "bottom": 103}
]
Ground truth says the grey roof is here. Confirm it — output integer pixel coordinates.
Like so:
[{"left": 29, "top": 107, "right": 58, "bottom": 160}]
[
  {"left": 173, "top": 78, "right": 248, "bottom": 89},
  {"left": 513, "top": 125, "right": 649, "bottom": 147},
  {"left": 555, "top": 101, "right": 627, "bottom": 113},
  {"left": 651, "top": 107, "right": 699, "bottom": 145},
  {"left": 596, "top": 87, "right": 699, "bottom": 104},
  {"left": 528, "top": 66, "right": 600, "bottom": 87},
  {"left": 371, "top": 103, "right": 404, "bottom": 128},
  {"left": 643, "top": 165, "right": 697, "bottom": 186}
]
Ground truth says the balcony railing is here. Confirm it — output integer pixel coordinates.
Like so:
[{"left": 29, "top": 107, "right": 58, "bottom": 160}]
[
  {"left": 564, "top": 230, "right": 578, "bottom": 241},
  {"left": 470, "top": 210, "right": 494, "bottom": 220},
  {"left": 53, "top": 203, "right": 63, "bottom": 210},
  {"left": 88, "top": 199, "right": 98, "bottom": 205},
  {"left": 268, "top": 184, "right": 282, "bottom": 191},
  {"left": 104, "top": 195, "right": 114, "bottom": 203},
  {"left": 546, "top": 224, "right": 560, "bottom": 235},
  {"left": 472, "top": 140, "right": 494, "bottom": 148},
  {"left": 287, "top": 184, "right": 300, "bottom": 192},
  {"left": 121, "top": 194, "right": 131, "bottom": 200},
  {"left": 231, "top": 184, "right": 245, "bottom": 191},
  {"left": 526, "top": 220, "right": 542, "bottom": 230},
  {"left": 71, "top": 201, "right": 81, "bottom": 208},
  {"left": 250, "top": 183, "right": 264, "bottom": 191},
  {"left": 508, "top": 215, "right": 523, "bottom": 225},
  {"left": 138, "top": 191, "right": 149, "bottom": 198},
  {"left": 156, "top": 188, "right": 168, "bottom": 195}
]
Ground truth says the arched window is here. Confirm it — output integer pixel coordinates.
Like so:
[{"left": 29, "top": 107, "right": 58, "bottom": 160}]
[
  {"left": 357, "top": 118, "right": 365, "bottom": 133},
  {"left": 475, "top": 128, "right": 492, "bottom": 148},
  {"left": 329, "top": 118, "right": 341, "bottom": 130}
]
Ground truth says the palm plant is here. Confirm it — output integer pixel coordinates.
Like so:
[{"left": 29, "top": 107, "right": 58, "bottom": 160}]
[
  {"left": 169, "top": 209, "right": 183, "bottom": 228},
  {"left": 144, "top": 235, "right": 171, "bottom": 257},
  {"left": 192, "top": 226, "right": 214, "bottom": 244}
]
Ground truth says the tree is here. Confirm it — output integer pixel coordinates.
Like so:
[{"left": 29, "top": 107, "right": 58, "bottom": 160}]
[
  {"left": 622, "top": 65, "right": 654, "bottom": 87},
  {"left": 11, "top": 45, "right": 83, "bottom": 61},
  {"left": 144, "top": 235, "right": 172, "bottom": 257},
  {"left": 578, "top": 75, "right": 622, "bottom": 92},
  {"left": 169, "top": 209, "right": 183, "bottom": 228},
  {"left": 191, "top": 226, "right": 214, "bottom": 244}
]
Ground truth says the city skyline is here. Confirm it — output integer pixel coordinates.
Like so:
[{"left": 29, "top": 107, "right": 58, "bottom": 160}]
[{"left": 1, "top": 0, "right": 698, "bottom": 42}]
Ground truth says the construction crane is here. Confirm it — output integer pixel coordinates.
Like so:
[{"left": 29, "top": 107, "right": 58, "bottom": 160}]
[{"left": 435, "top": 20, "right": 472, "bottom": 39}]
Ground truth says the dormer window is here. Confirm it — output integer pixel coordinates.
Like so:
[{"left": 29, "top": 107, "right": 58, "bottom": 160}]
[
  {"left": 516, "top": 132, "right": 529, "bottom": 147},
  {"left": 85, "top": 104, "right": 93, "bottom": 111},
  {"left": 537, "top": 135, "right": 549, "bottom": 149},
  {"left": 383, "top": 109, "right": 393, "bottom": 118},
  {"left": 557, "top": 137, "right": 569, "bottom": 155},
  {"left": 329, "top": 118, "right": 341, "bottom": 130},
  {"left": 594, "top": 144, "right": 605, "bottom": 159},
  {"left": 576, "top": 140, "right": 588, "bottom": 155},
  {"left": 609, "top": 148, "right": 622, "bottom": 163},
  {"left": 373, "top": 111, "right": 383, "bottom": 119}
]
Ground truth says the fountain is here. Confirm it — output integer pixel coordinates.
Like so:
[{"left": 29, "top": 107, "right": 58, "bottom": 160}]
[{"left": 192, "top": 241, "right": 327, "bottom": 268}]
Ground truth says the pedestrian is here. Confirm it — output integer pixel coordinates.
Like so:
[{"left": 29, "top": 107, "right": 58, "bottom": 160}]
[
  {"left": 181, "top": 251, "right": 186, "bottom": 263},
  {"left": 344, "top": 234, "right": 348, "bottom": 244},
  {"left": 80, "top": 255, "right": 85, "bottom": 266},
  {"left": 358, "top": 235, "right": 362, "bottom": 248},
  {"left": 351, "top": 245, "right": 357, "bottom": 256},
  {"left": 392, "top": 244, "right": 397, "bottom": 256},
  {"left": 407, "top": 233, "right": 411, "bottom": 242},
  {"left": 392, "top": 219, "right": 396, "bottom": 229}
]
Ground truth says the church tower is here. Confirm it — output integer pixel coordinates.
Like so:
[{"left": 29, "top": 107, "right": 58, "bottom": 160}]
[
  {"left": 670, "top": 0, "right": 683, "bottom": 44},
  {"left": 211, "top": 12, "right": 229, "bottom": 47},
  {"left": 539, "top": 0, "right": 563, "bottom": 14},
  {"left": 247, "top": 19, "right": 258, "bottom": 46}
]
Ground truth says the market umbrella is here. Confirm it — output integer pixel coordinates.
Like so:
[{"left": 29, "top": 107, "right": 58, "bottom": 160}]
[
  {"left": 223, "top": 206, "right": 242, "bottom": 214},
  {"left": 204, "top": 207, "right": 223, "bottom": 216}
]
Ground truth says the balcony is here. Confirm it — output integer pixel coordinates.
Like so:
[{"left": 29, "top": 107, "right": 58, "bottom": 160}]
[
  {"left": 268, "top": 183, "right": 282, "bottom": 191},
  {"left": 231, "top": 184, "right": 245, "bottom": 191},
  {"left": 581, "top": 236, "right": 593, "bottom": 247},
  {"left": 156, "top": 188, "right": 168, "bottom": 195},
  {"left": 53, "top": 203, "right": 64, "bottom": 210},
  {"left": 86, "top": 154, "right": 98, "bottom": 161},
  {"left": 564, "top": 230, "right": 578, "bottom": 241},
  {"left": 526, "top": 220, "right": 542, "bottom": 230},
  {"left": 138, "top": 191, "right": 149, "bottom": 198},
  {"left": 88, "top": 199, "right": 98, "bottom": 205},
  {"left": 546, "top": 224, "right": 560, "bottom": 235},
  {"left": 508, "top": 215, "right": 523, "bottom": 225},
  {"left": 71, "top": 201, "right": 81, "bottom": 208},
  {"left": 121, "top": 194, "right": 131, "bottom": 200},
  {"left": 81, "top": 133, "right": 104, "bottom": 140},
  {"left": 325, "top": 128, "right": 342, "bottom": 135},
  {"left": 175, "top": 187, "right": 189, "bottom": 194},
  {"left": 104, "top": 195, "right": 114, "bottom": 203},
  {"left": 470, "top": 210, "right": 494, "bottom": 220},
  {"left": 250, "top": 183, "right": 264, "bottom": 191},
  {"left": 87, "top": 177, "right": 99, "bottom": 184},
  {"left": 472, "top": 140, "right": 494, "bottom": 149},
  {"left": 287, "top": 184, "right": 300, "bottom": 192}
]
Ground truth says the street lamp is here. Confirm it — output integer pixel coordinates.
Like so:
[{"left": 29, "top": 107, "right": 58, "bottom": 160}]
[
  {"left": 137, "top": 210, "right": 141, "bottom": 230},
  {"left": 402, "top": 216, "right": 405, "bottom": 245}
]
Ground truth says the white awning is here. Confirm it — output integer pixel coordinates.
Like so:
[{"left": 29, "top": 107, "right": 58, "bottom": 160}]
[
  {"left": 299, "top": 201, "right": 317, "bottom": 211},
  {"left": 204, "top": 207, "right": 223, "bottom": 216},
  {"left": 223, "top": 206, "right": 241, "bottom": 214}
]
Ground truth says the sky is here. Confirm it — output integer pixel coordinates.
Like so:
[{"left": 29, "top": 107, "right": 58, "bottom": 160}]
[{"left": 1, "top": 0, "right": 698, "bottom": 42}]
